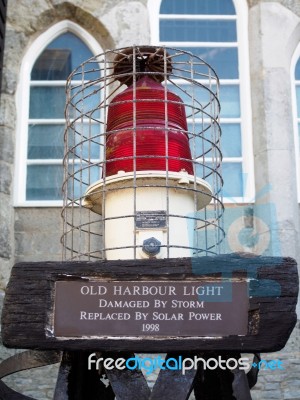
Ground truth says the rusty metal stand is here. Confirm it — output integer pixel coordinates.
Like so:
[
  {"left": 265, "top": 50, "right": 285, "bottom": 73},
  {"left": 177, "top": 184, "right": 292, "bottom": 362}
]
[
  {"left": 192, "top": 353, "right": 259, "bottom": 400},
  {"left": 52, "top": 352, "right": 258, "bottom": 400},
  {"left": 53, "top": 351, "right": 115, "bottom": 400},
  {"left": 0, "top": 350, "right": 61, "bottom": 400},
  {"left": 0, "top": 350, "right": 258, "bottom": 400}
]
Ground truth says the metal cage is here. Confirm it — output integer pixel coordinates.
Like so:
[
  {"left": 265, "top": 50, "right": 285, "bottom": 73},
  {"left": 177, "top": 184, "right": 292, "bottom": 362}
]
[{"left": 62, "top": 45, "right": 224, "bottom": 261}]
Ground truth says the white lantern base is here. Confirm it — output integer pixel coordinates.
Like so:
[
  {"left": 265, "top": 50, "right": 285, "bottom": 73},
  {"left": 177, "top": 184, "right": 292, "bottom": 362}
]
[{"left": 84, "top": 170, "right": 213, "bottom": 260}]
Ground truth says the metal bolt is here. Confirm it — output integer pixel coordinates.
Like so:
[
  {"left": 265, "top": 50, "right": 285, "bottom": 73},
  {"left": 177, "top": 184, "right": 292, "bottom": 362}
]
[{"left": 142, "top": 237, "right": 161, "bottom": 256}]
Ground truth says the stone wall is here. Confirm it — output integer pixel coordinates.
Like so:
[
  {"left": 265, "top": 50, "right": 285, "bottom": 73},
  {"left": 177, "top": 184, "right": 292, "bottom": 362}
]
[
  {"left": 251, "top": 322, "right": 300, "bottom": 400},
  {"left": 0, "top": 0, "right": 299, "bottom": 398}
]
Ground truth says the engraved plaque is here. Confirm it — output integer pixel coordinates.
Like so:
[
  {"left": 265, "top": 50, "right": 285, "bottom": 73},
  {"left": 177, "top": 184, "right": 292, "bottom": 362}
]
[
  {"left": 135, "top": 211, "right": 167, "bottom": 229},
  {"left": 54, "top": 280, "right": 249, "bottom": 337}
]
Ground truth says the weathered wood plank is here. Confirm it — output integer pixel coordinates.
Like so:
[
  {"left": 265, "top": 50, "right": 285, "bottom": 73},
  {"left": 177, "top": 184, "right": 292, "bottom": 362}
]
[{"left": 2, "top": 255, "right": 298, "bottom": 353}]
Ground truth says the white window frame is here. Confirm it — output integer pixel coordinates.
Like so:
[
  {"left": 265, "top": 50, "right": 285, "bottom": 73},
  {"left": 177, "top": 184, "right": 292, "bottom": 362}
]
[
  {"left": 14, "top": 20, "right": 103, "bottom": 207},
  {"left": 148, "top": 0, "right": 254, "bottom": 203},
  {"left": 291, "top": 43, "right": 300, "bottom": 202}
]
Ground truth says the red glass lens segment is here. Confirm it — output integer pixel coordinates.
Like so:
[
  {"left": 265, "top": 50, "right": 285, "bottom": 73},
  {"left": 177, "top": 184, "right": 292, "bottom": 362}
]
[{"left": 105, "top": 76, "right": 193, "bottom": 176}]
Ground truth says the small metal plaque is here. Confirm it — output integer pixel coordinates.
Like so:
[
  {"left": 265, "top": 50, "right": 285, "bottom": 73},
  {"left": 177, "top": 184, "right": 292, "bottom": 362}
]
[
  {"left": 135, "top": 211, "right": 167, "bottom": 229},
  {"left": 54, "top": 280, "right": 248, "bottom": 337}
]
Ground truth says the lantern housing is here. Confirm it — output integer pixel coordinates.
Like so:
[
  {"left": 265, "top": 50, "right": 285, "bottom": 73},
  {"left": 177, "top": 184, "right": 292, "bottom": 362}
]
[{"left": 62, "top": 46, "right": 224, "bottom": 260}]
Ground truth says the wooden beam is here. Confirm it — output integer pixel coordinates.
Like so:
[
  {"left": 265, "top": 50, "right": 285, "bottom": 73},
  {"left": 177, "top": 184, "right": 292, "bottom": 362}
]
[{"left": 2, "top": 255, "right": 298, "bottom": 353}]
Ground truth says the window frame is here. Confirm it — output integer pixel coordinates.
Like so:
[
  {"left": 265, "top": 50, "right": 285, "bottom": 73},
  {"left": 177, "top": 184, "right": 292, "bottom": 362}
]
[
  {"left": 291, "top": 43, "right": 300, "bottom": 202},
  {"left": 14, "top": 20, "right": 103, "bottom": 207},
  {"left": 148, "top": 0, "right": 254, "bottom": 203}
]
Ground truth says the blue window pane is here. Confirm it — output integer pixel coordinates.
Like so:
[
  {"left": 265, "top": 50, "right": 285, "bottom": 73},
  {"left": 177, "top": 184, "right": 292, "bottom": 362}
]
[
  {"left": 31, "top": 32, "right": 97, "bottom": 81},
  {"left": 195, "top": 162, "right": 223, "bottom": 193},
  {"left": 296, "top": 86, "right": 300, "bottom": 118},
  {"left": 160, "top": 20, "right": 237, "bottom": 42},
  {"left": 28, "top": 124, "right": 65, "bottom": 159},
  {"left": 28, "top": 124, "right": 102, "bottom": 160},
  {"left": 76, "top": 60, "right": 101, "bottom": 82},
  {"left": 188, "top": 122, "right": 221, "bottom": 159},
  {"left": 68, "top": 164, "right": 100, "bottom": 200},
  {"left": 220, "top": 85, "right": 240, "bottom": 118},
  {"left": 69, "top": 84, "right": 101, "bottom": 118},
  {"left": 32, "top": 49, "right": 72, "bottom": 81},
  {"left": 26, "top": 165, "right": 63, "bottom": 200},
  {"left": 169, "top": 83, "right": 219, "bottom": 118},
  {"left": 166, "top": 49, "right": 217, "bottom": 80},
  {"left": 169, "top": 83, "right": 239, "bottom": 119},
  {"left": 69, "top": 124, "right": 102, "bottom": 159},
  {"left": 222, "top": 162, "right": 243, "bottom": 197},
  {"left": 189, "top": 122, "right": 241, "bottom": 159},
  {"left": 221, "top": 124, "right": 241, "bottom": 157},
  {"left": 295, "top": 58, "right": 300, "bottom": 80},
  {"left": 29, "top": 86, "right": 66, "bottom": 119},
  {"left": 169, "top": 47, "right": 238, "bottom": 79},
  {"left": 194, "top": 47, "right": 238, "bottom": 79},
  {"left": 160, "top": 0, "right": 235, "bottom": 15}
]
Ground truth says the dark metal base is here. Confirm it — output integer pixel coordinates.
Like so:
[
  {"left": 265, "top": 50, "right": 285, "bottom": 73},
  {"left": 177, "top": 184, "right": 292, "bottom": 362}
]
[{"left": 0, "top": 350, "right": 260, "bottom": 400}]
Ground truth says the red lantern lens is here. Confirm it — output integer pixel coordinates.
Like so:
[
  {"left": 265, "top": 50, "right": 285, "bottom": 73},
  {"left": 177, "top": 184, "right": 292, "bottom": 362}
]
[{"left": 105, "top": 76, "right": 193, "bottom": 176}]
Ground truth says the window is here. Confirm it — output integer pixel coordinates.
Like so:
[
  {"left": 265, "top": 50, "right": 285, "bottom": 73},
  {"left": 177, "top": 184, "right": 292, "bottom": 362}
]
[
  {"left": 291, "top": 45, "right": 300, "bottom": 201},
  {"left": 148, "top": 0, "right": 254, "bottom": 201},
  {"left": 14, "top": 21, "right": 103, "bottom": 206}
]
